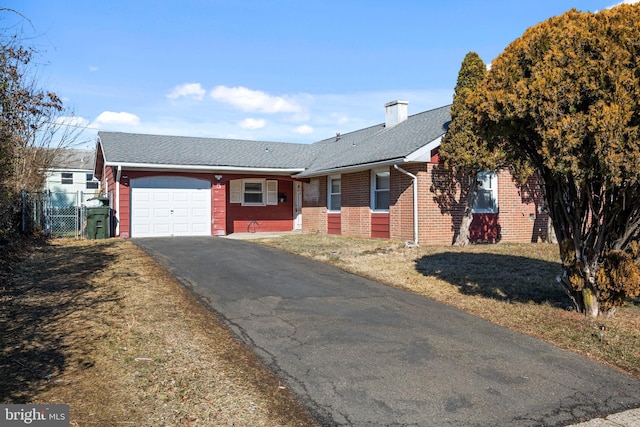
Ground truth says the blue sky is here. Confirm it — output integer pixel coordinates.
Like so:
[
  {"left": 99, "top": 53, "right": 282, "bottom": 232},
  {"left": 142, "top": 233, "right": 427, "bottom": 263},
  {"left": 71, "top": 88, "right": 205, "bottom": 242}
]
[{"left": 3, "top": 0, "right": 637, "bottom": 147}]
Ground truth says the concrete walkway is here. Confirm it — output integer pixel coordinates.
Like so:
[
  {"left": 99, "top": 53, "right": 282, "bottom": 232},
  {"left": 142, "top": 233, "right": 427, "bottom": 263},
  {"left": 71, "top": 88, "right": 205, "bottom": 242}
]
[
  {"left": 567, "top": 408, "right": 640, "bottom": 426},
  {"left": 134, "top": 236, "right": 640, "bottom": 426}
]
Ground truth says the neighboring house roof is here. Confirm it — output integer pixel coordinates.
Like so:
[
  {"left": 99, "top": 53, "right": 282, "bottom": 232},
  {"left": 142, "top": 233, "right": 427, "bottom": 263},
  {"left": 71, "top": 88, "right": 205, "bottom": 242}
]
[
  {"left": 95, "top": 104, "right": 451, "bottom": 178},
  {"left": 49, "top": 149, "right": 96, "bottom": 171}
]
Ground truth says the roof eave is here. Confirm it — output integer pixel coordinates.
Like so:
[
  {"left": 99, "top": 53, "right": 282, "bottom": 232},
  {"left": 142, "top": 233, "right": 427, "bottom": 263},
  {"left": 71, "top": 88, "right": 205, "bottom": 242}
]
[
  {"left": 295, "top": 158, "right": 406, "bottom": 178},
  {"left": 404, "top": 135, "right": 444, "bottom": 162},
  {"left": 104, "top": 161, "right": 305, "bottom": 176}
]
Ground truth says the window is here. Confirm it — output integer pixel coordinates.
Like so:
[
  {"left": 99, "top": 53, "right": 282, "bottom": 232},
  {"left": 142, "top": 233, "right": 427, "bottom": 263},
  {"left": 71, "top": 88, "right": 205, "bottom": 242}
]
[
  {"left": 61, "top": 172, "right": 73, "bottom": 185},
  {"left": 328, "top": 175, "right": 341, "bottom": 211},
  {"left": 244, "top": 180, "right": 263, "bottom": 204},
  {"left": 371, "top": 169, "right": 390, "bottom": 211},
  {"left": 473, "top": 171, "right": 498, "bottom": 213},
  {"left": 229, "top": 179, "right": 278, "bottom": 206},
  {"left": 86, "top": 173, "right": 99, "bottom": 190}
]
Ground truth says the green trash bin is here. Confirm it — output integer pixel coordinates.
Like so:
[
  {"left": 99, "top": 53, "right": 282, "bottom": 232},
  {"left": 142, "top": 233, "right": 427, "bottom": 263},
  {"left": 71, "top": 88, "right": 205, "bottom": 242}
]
[{"left": 86, "top": 206, "right": 111, "bottom": 239}]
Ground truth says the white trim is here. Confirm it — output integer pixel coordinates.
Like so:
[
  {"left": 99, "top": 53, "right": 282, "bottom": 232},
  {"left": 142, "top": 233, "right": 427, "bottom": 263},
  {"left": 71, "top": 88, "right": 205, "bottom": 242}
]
[
  {"left": 370, "top": 167, "right": 390, "bottom": 212},
  {"left": 104, "top": 161, "right": 304, "bottom": 175},
  {"left": 327, "top": 174, "right": 341, "bottom": 212},
  {"left": 393, "top": 164, "right": 419, "bottom": 245},
  {"left": 405, "top": 135, "right": 443, "bottom": 162},
  {"left": 294, "top": 182, "right": 302, "bottom": 230},
  {"left": 115, "top": 165, "right": 121, "bottom": 236},
  {"left": 297, "top": 158, "right": 405, "bottom": 178},
  {"left": 473, "top": 171, "right": 499, "bottom": 214},
  {"left": 242, "top": 179, "right": 266, "bottom": 206}
]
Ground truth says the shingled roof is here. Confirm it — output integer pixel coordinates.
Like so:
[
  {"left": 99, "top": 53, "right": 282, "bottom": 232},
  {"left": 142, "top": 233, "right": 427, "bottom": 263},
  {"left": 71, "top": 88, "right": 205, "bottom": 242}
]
[
  {"left": 96, "top": 104, "right": 451, "bottom": 177},
  {"left": 300, "top": 105, "right": 450, "bottom": 177},
  {"left": 50, "top": 149, "right": 96, "bottom": 170}
]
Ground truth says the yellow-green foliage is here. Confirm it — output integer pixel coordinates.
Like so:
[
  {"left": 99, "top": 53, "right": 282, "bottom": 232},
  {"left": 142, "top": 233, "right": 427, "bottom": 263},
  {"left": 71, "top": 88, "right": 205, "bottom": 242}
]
[
  {"left": 472, "top": 4, "right": 640, "bottom": 315},
  {"left": 559, "top": 238, "right": 585, "bottom": 292},
  {"left": 596, "top": 245, "right": 640, "bottom": 311}
]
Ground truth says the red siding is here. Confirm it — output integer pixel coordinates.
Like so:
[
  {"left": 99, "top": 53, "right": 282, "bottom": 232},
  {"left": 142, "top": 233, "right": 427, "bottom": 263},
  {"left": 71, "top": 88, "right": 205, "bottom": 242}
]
[
  {"left": 371, "top": 213, "right": 390, "bottom": 239},
  {"left": 233, "top": 219, "right": 292, "bottom": 233},
  {"left": 211, "top": 178, "right": 226, "bottom": 236},
  {"left": 112, "top": 170, "right": 298, "bottom": 238},
  {"left": 327, "top": 213, "right": 341, "bottom": 235},
  {"left": 226, "top": 177, "right": 294, "bottom": 234},
  {"left": 469, "top": 214, "right": 500, "bottom": 243}
]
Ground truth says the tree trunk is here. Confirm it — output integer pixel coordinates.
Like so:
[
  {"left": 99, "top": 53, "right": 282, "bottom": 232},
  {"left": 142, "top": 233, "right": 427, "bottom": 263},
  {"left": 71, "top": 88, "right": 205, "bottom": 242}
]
[
  {"left": 582, "top": 288, "right": 600, "bottom": 318},
  {"left": 546, "top": 215, "right": 557, "bottom": 244},
  {"left": 454, "top": 176, "right": 478, "bottom": 246}
]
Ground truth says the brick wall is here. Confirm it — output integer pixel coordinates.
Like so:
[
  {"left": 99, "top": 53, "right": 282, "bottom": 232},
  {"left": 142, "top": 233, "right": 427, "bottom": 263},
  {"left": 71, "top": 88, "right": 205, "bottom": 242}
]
[
  {"left": 341, "top": 171, "right": 371, "bottom": 238},
  {"left": 390, "top": 164, "right": 422, "bottom": 242},
  {"left": 420, "top": 163, "right": 466, "bottom": 245},
  {"left": 302, "top": 177, "right": 327, "bottom": 234},
  {"left": 301, "top": 164, "right": 548, "bottom": 245},
  {"left": 497, "top": 169, "right": 549, "bottom": 243}
]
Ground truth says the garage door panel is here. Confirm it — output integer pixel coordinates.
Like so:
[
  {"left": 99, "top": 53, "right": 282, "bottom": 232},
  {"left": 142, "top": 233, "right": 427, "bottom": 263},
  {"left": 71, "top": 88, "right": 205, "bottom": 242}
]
[
  {"left": 173, "top": 192, "right": 189, "bottom": 203},
  {"left": 191, "top": 192, "right": 208, "bottom": 202},
  {"left": 172, "top": 207, "right": 189, "bottom": 218},
  {"left": 192, "top": 208, "right": 208, "bottom": 217},
  {"left": 131, "top": 177, "right": 211, "bottom": 237}
]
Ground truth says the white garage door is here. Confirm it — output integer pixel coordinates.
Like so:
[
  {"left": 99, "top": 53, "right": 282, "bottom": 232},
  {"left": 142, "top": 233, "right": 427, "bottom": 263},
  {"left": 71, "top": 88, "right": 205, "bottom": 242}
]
[{"left": 131, "top": 176, "right": 211, "bottom": 237}]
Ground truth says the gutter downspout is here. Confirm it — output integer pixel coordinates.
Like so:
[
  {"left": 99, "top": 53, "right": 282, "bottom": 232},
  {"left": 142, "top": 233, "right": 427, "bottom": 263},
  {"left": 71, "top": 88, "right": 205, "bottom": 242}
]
[
  {"left": 115, "top": 165, "right": 121, "bottom": 236},
  {"left": 393, "top": 164, "right": 419, "bottom": 246}
]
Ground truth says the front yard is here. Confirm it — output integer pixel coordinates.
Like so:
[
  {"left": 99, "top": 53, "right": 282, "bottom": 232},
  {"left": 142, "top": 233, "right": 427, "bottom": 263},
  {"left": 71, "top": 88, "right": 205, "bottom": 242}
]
[
  {"left": 1, "top": 234, "right": 638, "bottom": 426},
  {"left": 0, "top": 238, "right": 318, "bottom": 426}
]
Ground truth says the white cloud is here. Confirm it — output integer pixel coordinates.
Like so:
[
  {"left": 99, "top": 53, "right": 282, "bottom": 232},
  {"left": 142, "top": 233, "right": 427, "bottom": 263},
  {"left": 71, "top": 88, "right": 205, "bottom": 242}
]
[
  {"left": 293, "top": 124, "right": 313, "bottom": 135},
  {"left": 210, "top": 85, "right": 302, "bottom": 113},
  {"left": 91, "top": 111, "right": 141, "bottom": 127},
  {"left": 56, "top": 115, "right": 91, "bottom": 128},
  {"left": 88, "top": 65, "right": 99, "bottom": 72},
  {"left": 239, "top": 118, "right": 266, "bottom": 129},
  {"left": 167, "top": 83, "right": 206, "bottom": 101},
  {"left": 607, "top": 0, "right": 639, "bottom": 8}
]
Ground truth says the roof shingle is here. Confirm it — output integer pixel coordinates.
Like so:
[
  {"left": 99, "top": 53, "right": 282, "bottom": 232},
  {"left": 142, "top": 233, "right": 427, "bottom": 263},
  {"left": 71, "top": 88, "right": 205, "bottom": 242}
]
[{"left": 97, "top": 104, "right": 451, "bottom": 175}]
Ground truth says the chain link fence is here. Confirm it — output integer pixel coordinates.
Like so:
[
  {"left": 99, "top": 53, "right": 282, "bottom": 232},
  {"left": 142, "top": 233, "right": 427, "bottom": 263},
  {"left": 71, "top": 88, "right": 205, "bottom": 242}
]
[{"left": 21, "top": 190, "right": 111, "bottom": 239}]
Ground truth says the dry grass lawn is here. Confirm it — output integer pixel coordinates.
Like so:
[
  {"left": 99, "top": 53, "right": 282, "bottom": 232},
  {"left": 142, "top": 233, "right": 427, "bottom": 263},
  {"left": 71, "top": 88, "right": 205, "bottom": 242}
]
[
  {"left": 257, "top": 234, "right": 640, "bottom": 379},
  {"left": 2, "top": 233, "right": 639, "bottom": 427},
  {"left": 0, "top": 238, "right": 318, "bottom": 427}
]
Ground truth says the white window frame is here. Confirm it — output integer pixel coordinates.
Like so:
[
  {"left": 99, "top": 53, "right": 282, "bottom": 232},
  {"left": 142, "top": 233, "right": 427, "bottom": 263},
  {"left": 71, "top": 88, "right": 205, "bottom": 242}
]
[
  {"left": 86, "top": 173, "right": 99, "bottom": 190},
  {"left": 61, "top": 172, "right": 73, "bottom": 185},
  {"left": 370, "top": 168, "right": 390, "bottom": 212},
  {"left": 328, "top": 175, "right": 341, "bottom": 212},
  {"left": 243, "top": 179, "right": 265, "bottom": 206},
  {"left": 472, "top": 171, "right": 498, "bottom": 214},
  {"left": 229, "top": 178, "right": 278, "bottom": 206}
]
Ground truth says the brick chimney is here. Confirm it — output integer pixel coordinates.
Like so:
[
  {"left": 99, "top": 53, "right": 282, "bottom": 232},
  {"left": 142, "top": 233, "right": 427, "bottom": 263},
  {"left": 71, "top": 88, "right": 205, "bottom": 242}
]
[{"left": 385, "top": 100, "right": 408, "bottom": 128}]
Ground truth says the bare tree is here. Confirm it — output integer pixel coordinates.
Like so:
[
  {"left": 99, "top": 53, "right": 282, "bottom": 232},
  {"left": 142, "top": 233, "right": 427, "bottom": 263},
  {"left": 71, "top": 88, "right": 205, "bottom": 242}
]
[{"left": 0, "top": 9, "right": 80, "bottom": 238}]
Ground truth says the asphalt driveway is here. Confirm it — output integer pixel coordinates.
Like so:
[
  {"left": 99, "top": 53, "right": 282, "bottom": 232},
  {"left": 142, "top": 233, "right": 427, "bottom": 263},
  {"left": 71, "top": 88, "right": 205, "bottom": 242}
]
[{"left": 134, "top": 237, "right": 640, "bottom": 427}]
